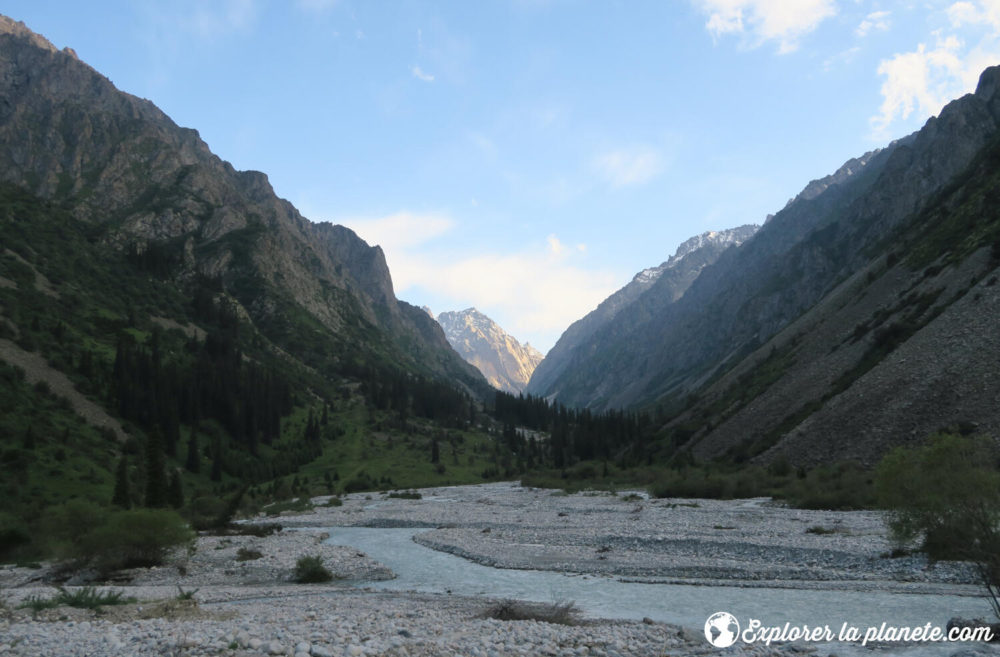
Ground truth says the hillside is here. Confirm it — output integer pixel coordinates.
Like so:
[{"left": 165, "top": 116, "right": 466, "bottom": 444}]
[
  {"left": 0, "top": 16, "right": 502, "bottom": 533},
  {"left": 435, "top": 308, "right": 543, "bottom": 394},
  {"left": 532, "top": 65, "right": 1000, "bottom": 467},
  {"left": 527, "top": 226, "right": 758, "bottom": 398}
]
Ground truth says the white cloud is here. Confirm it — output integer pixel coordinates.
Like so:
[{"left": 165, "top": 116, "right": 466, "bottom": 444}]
[
  {"left": 695, "top": 0, "right": 838, "bottom": 54},
  {"left": 591, "top": 147, "right": 663, "bottom": 188},
  {"left": 341, "top": 212, "right": 620, "bottom": 346},
  {"left": 411, "top": 65, "right": 435, "bottom": 82},
  {"left": 871, "top": 1, "right": 1000, "bottom": 138},
  {"left": 856, "top": 10, "right": 891, "bottom": 38},
  {"left": 341, "top": 211, "right": 454, "bottom": 251},
  {"left": 948, "top": 0, "right": 1000, "bottom": 29},
  {"left": 188, "top": 0, "right": 258, "bottom": 39}
]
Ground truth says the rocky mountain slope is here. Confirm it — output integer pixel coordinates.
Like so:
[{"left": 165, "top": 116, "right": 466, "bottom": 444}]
[
  {"left": 527, "top": 225, "right": 759, "bottom": 398},
  {"left": 532, "top": 66, "right": 1000, "bottom": 466},
  {"left": 434, "top": 308, "right": 543, "bottom": 394},
  {"left": 0, "top": 16, "right": 507, "bottom": 528},
  {"left": 0, "top": 15, "right": 486, "bottom": 395}
]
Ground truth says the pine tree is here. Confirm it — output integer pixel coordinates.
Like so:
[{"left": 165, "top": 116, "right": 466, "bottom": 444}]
[
  {"left": 23, "top": 426, "right": 36, "bottom": 450},
  {"left": 112, "top": 454, "right": 131, "bottom": 508},
  {"left": 168, "top": 469, "right": 184, "bottom": 509},
  {"left": 431, "top": 438, "right": 440, "bottom": 464},
  {"left": 185, "top": 428, "right": 200, "bottom": 473},
  {"left": 144, "top": 429, "right": 169, "bottom": 508},
  {"left": 210, "top": 436, "right": 223, "bottom": 482}
]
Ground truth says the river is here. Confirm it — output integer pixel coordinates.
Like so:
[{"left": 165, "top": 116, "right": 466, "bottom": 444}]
[{"left": 323, "top": 527, "right": 997, "bottom": 656}]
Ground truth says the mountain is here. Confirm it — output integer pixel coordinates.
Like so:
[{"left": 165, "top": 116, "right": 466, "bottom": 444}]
[
  {"left": 435, "top": 308, "right": 543, "bottom": 394},
  {"left": 531, "top": 65, "right": 1000, "bottom": 466},
  {"left": 0, "top": 15, "right": 485, "bottom": 395},
  {"left": 0, "top": 15, "right": 503, "bottom": 526},
  {"left": 527, "top": 225, "right": 759, "bottom": 398}
]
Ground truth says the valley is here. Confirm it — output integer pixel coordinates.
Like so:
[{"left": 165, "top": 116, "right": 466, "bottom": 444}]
[{"left": 1, "top": 9, "right": 1000, "bottom": 657}]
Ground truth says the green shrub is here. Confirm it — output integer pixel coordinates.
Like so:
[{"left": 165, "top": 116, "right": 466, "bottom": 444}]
[
  {"left": 0, "top": 512, "right": 31, "bottom": 562},
  {"left": 875, "top": 434, "right": 1000, "bottom": 618},
  {"left": 88, "top": 509, "right": 193, "bottom": 572},
  {"left": 293, "top": 555, "right": 333, "bottom": 583},
  {"left": 40, "top": 500, "right": 109, "bottom": 561},
  {"left": 236, "top": 547, "right": 263, "bottom": 561},
  {"left": 387, "top": 491, "right": 421, "bottom": 500}
]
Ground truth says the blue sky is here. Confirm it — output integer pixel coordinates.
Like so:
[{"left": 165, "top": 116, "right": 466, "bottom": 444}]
[{"left": 7, "top": 1, "right": 1000, "bottom": 352}]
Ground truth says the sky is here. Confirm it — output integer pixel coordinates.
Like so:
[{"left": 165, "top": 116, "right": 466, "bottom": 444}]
[{"left": 5, "top": 1, "right": 1000, "bottom": 353}]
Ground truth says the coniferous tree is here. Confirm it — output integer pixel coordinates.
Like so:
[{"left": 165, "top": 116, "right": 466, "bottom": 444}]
[
  {"left": 431, "top": 438, "right": 440, "bottom": 464},
  {"left": 112, "top": 454, "right": 131, "bottom": 508},
  {"left": 168, "top": 469, "right": 184, "bottom": 509},
  {"left": 185, "top": 428, "right": 200, "bottom": 474},
  {"left": 210, "top": 437, "right": 223, "bottom": 482},
  {"left": 144, "top": 430, "right": 168, "bottom": 508},
  {"left": 22, "top": 426, "right": 36, "bottom": 450}
]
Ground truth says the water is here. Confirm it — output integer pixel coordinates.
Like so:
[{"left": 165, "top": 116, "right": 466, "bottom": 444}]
[{"left": 323, "top": 527, "right": 997, "bottom": 656}]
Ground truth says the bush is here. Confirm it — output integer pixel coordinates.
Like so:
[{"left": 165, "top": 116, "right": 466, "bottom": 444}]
[
  {"left": 0, "top": 512, "right": 31, "bottom": 562},
  {"left": 293, "top": 555, "right": 333, "bottom": 583},
  {"left": 40, "top": 505, "right": 193, "bottom": 575},
  {"left": 875, "top": 434, "right": 1000, "bottom": 618},
  {"left": 40, "top": 500, "right": 110, "bottom": 561},
  {"left": 236, "top": 547, "right": 263, "bottom": 561},
  {"left": 387, "top": 491, "right": 421, "bottom": 500}
]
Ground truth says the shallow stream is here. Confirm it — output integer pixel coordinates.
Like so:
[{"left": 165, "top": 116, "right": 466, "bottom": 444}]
[{"left": 323, "top": 527, "right": 996, "bottom": 656}]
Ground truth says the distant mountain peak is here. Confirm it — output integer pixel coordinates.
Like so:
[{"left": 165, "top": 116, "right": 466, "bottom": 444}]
[
  {"left": 630, "top": 225, "right": 760, "bottom": 290},
  {"left": 437, "top": 308, "right": 543, "bottom": 393}
]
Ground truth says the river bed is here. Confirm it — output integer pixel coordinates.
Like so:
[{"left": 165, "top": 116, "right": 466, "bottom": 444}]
[{"left": 324, "top": 526, "right": 997, "bottom": 656}]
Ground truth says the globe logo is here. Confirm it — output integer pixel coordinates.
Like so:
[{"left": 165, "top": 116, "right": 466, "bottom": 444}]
[{"left": 704, "top": 611, "right": 740, "bottom": 648}]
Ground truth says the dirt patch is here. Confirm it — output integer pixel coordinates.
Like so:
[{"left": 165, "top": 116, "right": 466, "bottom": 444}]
[{"left": 0, "top": 338, "right": 127, "bottom": 440}]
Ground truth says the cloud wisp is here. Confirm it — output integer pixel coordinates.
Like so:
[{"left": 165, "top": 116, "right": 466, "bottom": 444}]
[
  {"left": 695, "top": 0, "right": 837, "bottom": 54},
  {"left": 870, "top": 0, "right": 1000, "bottom": 139},
  {"left": 411, "top": 65, "right": 436, "bottom": 82},
  {"left": 591, "top": 146, "right": 663, "bottom": 188}
]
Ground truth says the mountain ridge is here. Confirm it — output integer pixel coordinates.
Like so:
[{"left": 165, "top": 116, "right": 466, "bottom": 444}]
[{"left": 0, "top": 15, "right": 488, "bottom": 397}]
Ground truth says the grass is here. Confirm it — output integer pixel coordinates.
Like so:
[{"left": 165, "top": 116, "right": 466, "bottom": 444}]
[
  {"left": 480, "top": 599, "right": 579, "bottom": 626},
  {"left": 17, "top": 587, "right": 135, "bottom": 612}
]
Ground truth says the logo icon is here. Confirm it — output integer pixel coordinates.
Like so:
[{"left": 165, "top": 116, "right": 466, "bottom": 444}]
[{"left": 704, "top": 611, "right": 740, "bottom": 648}]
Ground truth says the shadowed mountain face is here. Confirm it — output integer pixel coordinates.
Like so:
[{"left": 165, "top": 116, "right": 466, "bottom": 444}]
[
  {"left": 527, "top": 225, "right": 759, "bottom": 400},
  {"left": 435, "top": 308, "right": 543, "bottom": 394},
  {"left": 531, "top": 66, "right": 1000, "bottom": 466},
  {"left": 0, "top": 15, "right": 487, "bottom": 396}
]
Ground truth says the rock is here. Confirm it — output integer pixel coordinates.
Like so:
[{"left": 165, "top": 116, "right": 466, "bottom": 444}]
[
  {"left": 249, "top": 638, "right": 263, "bottom": 650},
  {"left": 267, "top": 640, "right": 285, "bottom": 655},
  {"left": 310, "top": 647, "right": 334, "bottom": 657},
  {"left": 296, "top": 642, "right": 312, "bottom": 654}
]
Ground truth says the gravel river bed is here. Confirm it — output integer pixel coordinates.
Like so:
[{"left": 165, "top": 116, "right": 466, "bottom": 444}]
[{"left": 1, "top": 482, "right": 997, "bottom": 657}]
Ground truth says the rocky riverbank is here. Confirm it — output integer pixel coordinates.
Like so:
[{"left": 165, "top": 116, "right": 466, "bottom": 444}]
[
  {"left": 0, "top": 482, "right": 993, "bottom": 656},
  {"left": 279, "top": 482, "right": 979, "bottom": 593}
]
